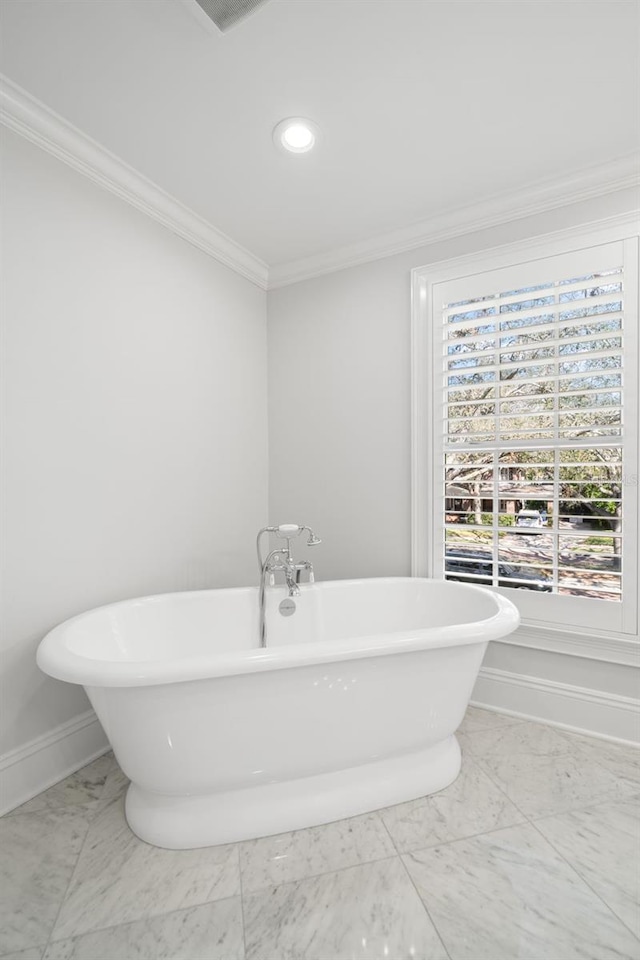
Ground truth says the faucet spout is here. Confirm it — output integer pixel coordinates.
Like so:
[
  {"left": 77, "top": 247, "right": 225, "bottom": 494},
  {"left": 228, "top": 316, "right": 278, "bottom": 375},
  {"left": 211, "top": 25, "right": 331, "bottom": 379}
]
[{"left": 284, "top": 563, "right": 300, "bottom": 597}]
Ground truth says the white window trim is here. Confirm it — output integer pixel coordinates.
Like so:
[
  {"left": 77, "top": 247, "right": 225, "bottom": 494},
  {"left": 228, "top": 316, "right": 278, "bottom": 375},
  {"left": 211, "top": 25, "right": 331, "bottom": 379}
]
[{"left": 411, "top": 212, "right": 640, "bottom": 666}]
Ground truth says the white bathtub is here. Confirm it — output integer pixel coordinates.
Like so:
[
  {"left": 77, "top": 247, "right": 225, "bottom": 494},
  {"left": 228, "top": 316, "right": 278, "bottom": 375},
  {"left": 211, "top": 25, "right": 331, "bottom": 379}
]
[{"left": 37, "top": 577, "right": 519, "bottom": 848}]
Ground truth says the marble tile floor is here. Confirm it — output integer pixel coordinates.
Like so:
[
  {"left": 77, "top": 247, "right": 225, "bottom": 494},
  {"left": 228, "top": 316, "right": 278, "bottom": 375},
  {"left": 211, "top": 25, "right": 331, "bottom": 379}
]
[{"left": 1, "top": 708, "right": 639, "bottom": 960}]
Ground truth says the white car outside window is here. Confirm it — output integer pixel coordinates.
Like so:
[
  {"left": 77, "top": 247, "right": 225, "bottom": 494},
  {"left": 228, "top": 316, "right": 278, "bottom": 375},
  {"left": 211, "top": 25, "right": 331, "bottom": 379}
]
[{"left": 515, "top": 510, "right": 545, "bottom": 530}]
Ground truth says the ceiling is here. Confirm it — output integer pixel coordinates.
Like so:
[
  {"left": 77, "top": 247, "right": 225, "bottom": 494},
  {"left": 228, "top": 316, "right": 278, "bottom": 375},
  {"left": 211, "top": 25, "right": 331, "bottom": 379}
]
[{"left": 1, "top": 0, "right": 638, "bottom": 269}]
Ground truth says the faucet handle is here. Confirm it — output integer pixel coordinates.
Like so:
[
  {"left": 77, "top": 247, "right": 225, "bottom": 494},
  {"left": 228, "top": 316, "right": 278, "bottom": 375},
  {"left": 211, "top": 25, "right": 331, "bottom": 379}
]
[{"left": 294, "top": 561, "right": 315, "bottom": 585}]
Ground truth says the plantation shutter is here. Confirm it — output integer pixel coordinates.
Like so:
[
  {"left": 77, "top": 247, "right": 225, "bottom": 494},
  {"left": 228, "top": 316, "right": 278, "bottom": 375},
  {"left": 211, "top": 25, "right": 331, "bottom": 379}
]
[{"left": 428, "top": 238, "right": 638, "bottom": 635}]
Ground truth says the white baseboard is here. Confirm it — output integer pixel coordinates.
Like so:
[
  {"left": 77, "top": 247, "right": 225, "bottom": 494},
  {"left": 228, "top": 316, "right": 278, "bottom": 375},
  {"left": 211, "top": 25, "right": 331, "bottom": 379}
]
[
  {"left": 0, "top": 710, "right": 110, "bottom": 816},
  {"left": 472, "top": 667, "right": 640, "bottom": 745}
]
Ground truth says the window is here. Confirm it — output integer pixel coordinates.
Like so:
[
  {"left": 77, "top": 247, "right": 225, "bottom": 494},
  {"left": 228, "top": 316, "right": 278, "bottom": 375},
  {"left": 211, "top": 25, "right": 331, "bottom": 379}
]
[{"left": 412, "top": 228, "right": 639, "bottom": 637}]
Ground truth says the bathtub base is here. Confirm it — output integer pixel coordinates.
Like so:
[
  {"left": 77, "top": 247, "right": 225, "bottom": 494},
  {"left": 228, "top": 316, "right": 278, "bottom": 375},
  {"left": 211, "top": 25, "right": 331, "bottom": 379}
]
[{"left": 125, "top": 735, "right": 461, "bottom": 849}]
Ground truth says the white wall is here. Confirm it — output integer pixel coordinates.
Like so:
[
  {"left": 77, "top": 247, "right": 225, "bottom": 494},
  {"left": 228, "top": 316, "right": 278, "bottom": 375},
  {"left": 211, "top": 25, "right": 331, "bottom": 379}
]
[
  {"left": 1, "top": 129, "right": 268, "bottom": 762},
  {"left": 1, "top": 121, "right": 636, "bottom": 806},
  {"left": 268, "top": 187, "right": 640, "bottom": 736},
  {"left": 268, "top": 187, "right": 638, "bottom": 577}
]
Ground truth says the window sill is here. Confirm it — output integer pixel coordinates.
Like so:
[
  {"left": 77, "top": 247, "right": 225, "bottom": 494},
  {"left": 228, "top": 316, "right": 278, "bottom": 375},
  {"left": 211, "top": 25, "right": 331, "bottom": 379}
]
[{"left": 497, "top": 621, "right": 640, "bottom": 667}]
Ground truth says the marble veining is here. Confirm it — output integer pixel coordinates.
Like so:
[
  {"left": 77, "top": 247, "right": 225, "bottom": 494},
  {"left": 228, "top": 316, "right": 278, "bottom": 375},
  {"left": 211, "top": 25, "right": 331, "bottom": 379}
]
[
  {"left": 43, "top": 897, "right": 244, "bottom": 960},
  {"left": 459, "top": 719, "right": 576, "bottom": 760},
  {"left": 464, "top": 721, "right": 639, "bottom": 821},
  {"left": 457, "top": 706, "right": 524, "bottom": 736},
  {"left": 7, "top": 754, "right": 112, "bottom": 817},
  {"left": 3, "top": 709, "right": 639, "bottom": 960},
  {"left": 456, "top": 706, "right": 525, "bottom": 754},
  {"left": 51, "top": 796, "right": 241, "bottom": 941},
  {"left": 562, "top": 733, "right": 640, "bottom": 786},
  {"left": 476, "top": 742, "right": 638, "bottom": 819},
  {"left": 536, "top": 796, "right": 640, "bottom": 939},
  {"left": 0, "top": 805, "right": 95, "bottom": 955},
  {"left": 239, "top": 811, "right": 395, "bottom": 893},
  {"left": 0, "top": 948, "right": 45, "bottom": 960},
  {"left": 404, "top": 822, "right": 640, "bottom": 960},
  {"left": 99, "top": 759, "right": 130, "bottom": 802},
  {"left": 380, "top": 755, "right": 524, "bottom": 853},
  {"left": 243, "top": 857, "right": 448, "bottom": 960}
]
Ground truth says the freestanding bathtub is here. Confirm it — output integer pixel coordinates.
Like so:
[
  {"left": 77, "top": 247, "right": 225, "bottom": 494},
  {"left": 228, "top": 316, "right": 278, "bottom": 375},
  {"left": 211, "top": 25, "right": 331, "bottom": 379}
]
[{"left": 37, "top": 578, "right": 519, "bottom": 849}]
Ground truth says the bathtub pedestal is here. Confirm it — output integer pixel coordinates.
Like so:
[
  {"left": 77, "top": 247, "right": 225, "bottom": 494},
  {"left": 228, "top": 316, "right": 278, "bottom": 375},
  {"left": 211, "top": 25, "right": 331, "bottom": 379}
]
[{"left": 125, "top": 735, "right": 461, "bottom": 849}]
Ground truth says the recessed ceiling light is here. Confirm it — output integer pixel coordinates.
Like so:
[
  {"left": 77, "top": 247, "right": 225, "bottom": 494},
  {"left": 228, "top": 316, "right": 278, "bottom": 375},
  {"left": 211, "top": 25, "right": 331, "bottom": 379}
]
[{"left": 273, "top": 118, "right": 319, "bottom": 154}]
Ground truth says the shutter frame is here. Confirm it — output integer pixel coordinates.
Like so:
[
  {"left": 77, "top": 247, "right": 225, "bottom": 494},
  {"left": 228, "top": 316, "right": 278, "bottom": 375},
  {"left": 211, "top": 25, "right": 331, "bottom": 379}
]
[{"left": 412, "top": 227, "right": 639, "bottom": 639}]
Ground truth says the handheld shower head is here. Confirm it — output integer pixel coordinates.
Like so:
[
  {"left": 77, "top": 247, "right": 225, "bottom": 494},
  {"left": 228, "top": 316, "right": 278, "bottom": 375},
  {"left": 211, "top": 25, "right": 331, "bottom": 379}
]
[
  {"left": 275, "top": 524, "right": 302, "bottom": 538},
  {"left": 273, "top": 524, "right": 321, "bottom": 545},
  {"left": 257, "top": 523, "right": 321, "bottom": 576}
]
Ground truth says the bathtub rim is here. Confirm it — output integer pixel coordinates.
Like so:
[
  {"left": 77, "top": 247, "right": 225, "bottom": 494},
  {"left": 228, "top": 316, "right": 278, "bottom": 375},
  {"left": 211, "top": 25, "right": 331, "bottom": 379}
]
[{"left": 37, "top": 577, "right": 519, "bottom": 688}]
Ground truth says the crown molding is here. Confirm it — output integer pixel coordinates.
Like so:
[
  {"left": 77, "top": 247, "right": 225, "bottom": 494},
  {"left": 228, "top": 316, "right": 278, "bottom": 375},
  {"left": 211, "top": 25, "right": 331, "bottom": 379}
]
[
  {"left": 269, "top": 154, "right": 640, "bottom": 289},
  {"left": 3, "top": 73, "right": 638, "bottom": 294},
  {"left": 0, "top": 75, "right": 269, "bottom": 290}
]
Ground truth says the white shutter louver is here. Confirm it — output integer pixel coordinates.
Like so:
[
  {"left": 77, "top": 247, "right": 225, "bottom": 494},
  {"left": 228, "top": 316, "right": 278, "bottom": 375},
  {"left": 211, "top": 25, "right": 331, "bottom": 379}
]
[{"left": 439, "top": 262, "right": 626, "bottom": 604}]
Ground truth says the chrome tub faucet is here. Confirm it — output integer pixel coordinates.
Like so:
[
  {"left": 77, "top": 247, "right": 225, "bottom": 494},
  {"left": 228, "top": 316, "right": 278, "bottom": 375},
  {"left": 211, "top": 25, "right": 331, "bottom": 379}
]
[{"left": 256, "top": 524, "right": 322, "bottom": 648}]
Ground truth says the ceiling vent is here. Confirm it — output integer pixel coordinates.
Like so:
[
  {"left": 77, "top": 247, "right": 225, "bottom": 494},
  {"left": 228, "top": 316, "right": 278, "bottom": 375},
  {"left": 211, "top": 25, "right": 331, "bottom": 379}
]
[{"left": 193, "top": 0, "right": 270, "bottom": 32}]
